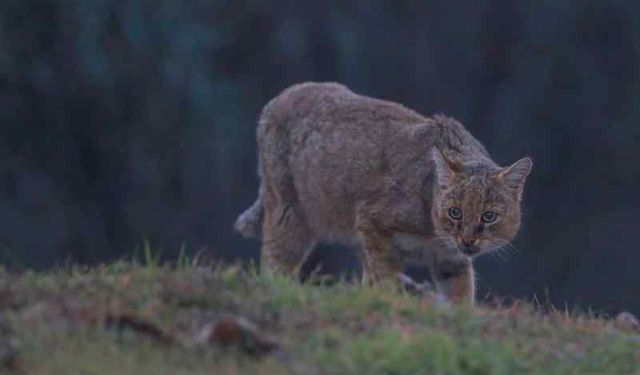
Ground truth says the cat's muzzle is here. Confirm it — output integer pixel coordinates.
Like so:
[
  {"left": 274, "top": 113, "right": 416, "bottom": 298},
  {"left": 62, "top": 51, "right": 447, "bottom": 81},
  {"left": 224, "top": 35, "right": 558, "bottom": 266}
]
[{"left": 460, "top": 244, "right": 482, "bottom": 256}]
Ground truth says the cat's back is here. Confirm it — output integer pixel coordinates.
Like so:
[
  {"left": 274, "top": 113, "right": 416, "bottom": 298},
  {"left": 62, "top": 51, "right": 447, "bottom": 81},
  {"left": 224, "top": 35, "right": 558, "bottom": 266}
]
[
  {"left": 258, "top": 82, "right": 432, "bottom": 196},
  {"left": 259, "top": 82, "right": 427, "bottom": 134}
]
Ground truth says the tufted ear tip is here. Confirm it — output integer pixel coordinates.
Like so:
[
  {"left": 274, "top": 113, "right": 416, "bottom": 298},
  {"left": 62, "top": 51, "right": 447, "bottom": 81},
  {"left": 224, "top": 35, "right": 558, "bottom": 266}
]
[
  {"left": 498, "top": 156, "right": 533, "bottom": 199},
  {"left": 520, "top": 157, "right": 533, "bottom": 172}
]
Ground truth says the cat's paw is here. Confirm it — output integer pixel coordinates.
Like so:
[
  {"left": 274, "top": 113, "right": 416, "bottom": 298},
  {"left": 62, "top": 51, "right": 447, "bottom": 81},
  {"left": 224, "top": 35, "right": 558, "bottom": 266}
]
[{"left": 398, "top": 273, "right": 450, "bottom": 307}]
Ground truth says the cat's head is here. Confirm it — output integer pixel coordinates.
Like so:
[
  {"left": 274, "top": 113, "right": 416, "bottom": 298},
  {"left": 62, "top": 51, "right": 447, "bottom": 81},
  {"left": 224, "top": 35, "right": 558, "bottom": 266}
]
[{"left": 430, "top": 148, "right": 532, "bottom": 257}]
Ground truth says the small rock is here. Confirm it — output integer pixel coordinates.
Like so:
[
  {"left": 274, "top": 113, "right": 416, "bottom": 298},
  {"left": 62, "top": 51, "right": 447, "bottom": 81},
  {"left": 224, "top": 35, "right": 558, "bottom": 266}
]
[
  {"left": 211, "top": 316, "right": 249, "bottom": 344},
  {"left": 614, "top": 311, "right": 639, "bottom": 332},
  {"left": 206, "top": 316, "right": 279, "bottom": 356}
]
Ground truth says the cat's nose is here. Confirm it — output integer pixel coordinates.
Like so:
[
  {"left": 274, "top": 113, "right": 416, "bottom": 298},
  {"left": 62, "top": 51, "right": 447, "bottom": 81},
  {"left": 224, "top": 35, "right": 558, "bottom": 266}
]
[{"left": 461, "top": 238, "right": 476, "bottom": 246}]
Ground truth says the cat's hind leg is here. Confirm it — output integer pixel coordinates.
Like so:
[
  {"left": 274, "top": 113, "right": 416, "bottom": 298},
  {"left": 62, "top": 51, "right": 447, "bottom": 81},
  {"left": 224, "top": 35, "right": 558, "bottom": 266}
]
[{"left": 260, "top": 202, "right": 315, "bottom": 277}]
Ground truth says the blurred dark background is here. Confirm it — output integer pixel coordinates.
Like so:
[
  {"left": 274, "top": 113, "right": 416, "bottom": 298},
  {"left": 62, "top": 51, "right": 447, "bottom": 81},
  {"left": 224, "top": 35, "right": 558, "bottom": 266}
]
[{"left": 1, "top": 0, "right": 639, "bottom": 313}]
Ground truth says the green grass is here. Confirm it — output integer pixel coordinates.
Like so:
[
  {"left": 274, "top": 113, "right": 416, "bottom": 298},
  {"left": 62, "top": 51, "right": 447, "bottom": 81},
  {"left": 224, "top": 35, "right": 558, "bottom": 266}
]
[{"left": 0, "top": 262, "right": 638, "bottom": 374}]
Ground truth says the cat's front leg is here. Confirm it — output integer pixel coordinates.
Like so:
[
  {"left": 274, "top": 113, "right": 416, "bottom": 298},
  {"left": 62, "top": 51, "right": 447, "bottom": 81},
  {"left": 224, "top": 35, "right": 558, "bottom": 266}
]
[
  {"left": 355, "top": 204, "right": 404, "bottom": 286},
  {"left": 430, "top": 254, "right": 475, "bottom": 305},
  {"left": 358, "top": 229, "right": 403, "bottom": 286}
]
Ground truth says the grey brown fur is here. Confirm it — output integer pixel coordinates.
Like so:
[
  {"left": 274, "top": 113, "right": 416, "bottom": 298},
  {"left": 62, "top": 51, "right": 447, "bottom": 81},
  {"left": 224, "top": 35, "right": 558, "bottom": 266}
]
[{"left": 235, "top": 82, "right": 532, "bottom": 304}]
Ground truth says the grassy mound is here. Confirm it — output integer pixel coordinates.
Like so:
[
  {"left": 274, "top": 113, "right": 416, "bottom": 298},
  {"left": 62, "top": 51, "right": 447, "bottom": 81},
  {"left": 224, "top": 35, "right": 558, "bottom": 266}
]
[{"left": 0, "top": 263, "right": 638, "bottom": 374}]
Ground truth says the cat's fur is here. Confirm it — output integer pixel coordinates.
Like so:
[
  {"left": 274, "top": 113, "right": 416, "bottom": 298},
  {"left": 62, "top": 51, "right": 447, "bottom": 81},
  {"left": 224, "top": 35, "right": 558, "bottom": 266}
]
[{"left": 235, "top": 82, "right": 532, "bottom": 304}]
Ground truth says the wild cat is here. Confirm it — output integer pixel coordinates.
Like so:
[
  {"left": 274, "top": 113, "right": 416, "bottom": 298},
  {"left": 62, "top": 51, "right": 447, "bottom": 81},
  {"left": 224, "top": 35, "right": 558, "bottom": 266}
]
[{"left": 235, "top": 82, "right": 532, "bottom": 304}]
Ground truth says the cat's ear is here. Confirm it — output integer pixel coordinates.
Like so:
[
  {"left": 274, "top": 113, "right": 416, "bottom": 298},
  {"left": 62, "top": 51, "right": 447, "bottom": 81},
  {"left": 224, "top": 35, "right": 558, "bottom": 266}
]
[
  {"left": 498, "top": 157, "right": 533, "bottom": 200},
  {"left": 431, "top": 148, "right": 462, "bottom": 187}
]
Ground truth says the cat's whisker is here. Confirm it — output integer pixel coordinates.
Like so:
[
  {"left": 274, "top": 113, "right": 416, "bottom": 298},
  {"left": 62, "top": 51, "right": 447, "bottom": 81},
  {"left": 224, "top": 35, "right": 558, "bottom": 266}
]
[
  {"left": 489, "top": 247, "right": 508, "bottom": 263},
  {"left": 485, "top": 238, "right": 521, "bottom": 263},
  {"left": 481, "top": 239, "right": 505, "bottom": 260},
  {"left": 496, "top": 240, "right": 519, "bottom": 256},
  {"left": 499, "top": 247, "right": 512, "bottom": 260}
]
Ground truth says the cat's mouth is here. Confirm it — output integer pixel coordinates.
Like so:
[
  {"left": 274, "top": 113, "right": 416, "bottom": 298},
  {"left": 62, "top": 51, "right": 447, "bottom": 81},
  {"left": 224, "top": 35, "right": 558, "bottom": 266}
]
[
  {"left": 453, "top": 237, "right": 484, "bottom": 257},
  {"left": 459, "top": 244, "right": 482, "bottom": 256},
  {"left": 438, "top": 236, "right": 488, "bottom": 257}
]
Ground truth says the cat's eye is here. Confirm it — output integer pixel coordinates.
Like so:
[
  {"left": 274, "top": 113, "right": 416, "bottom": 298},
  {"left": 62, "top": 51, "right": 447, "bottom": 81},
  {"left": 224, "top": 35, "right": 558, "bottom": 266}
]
[
  {"left": 481, "top": 211, "right": 498, "bottom": 223},
  {"left": 448, "top": 207, "right": 462, "bottom": 220}
]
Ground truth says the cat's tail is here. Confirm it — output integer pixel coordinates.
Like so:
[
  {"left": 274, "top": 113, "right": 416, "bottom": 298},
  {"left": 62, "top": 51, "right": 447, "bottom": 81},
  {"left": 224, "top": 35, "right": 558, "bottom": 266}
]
[{"left": 234, "top": 196, "right": 263, "bottom": 239}]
